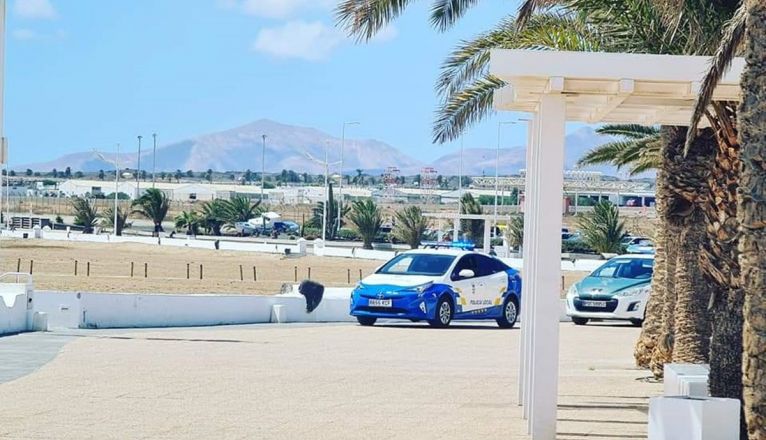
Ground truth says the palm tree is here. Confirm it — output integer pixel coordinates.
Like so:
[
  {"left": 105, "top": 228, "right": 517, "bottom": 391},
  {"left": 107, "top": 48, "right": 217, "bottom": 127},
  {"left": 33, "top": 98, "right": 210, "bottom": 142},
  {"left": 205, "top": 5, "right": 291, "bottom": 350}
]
[
  {"left": 71, "top": 197, "right": 98, "bottom": 234},
  {"left": 174, "top": 210, "right": 201, "bottom": 236},
  {"left": 222, "top": 196, "right": 262, "bottom": 225},
  {"left": 506, "top": 215, "right": 524, "bottom": 251},
  {"left": 393, "top": 206, "right": 429, "bottom": 249},
  {"left": 459, "top": 193, "right": 483, "bottom": 241},
  {"left": 200, "top": 199, "right": 228, "bottom": 236},
  {"left": 576, "top": 201, "right": 625, "bottom": 254},
  {"left": 348, "top": 199, "right": 383, "bottom": 250},
  {"left": 308, "top": 182, "right": 350, "bottom": 239},
  {"left": 101, "top": 206, "right": 129, "bottom": 236},
  {"left": 580, "top": 124, "right": 718, "bottom": 372},
  {"left": 131, "top": 188, "right": 170, "bottom": 235}
]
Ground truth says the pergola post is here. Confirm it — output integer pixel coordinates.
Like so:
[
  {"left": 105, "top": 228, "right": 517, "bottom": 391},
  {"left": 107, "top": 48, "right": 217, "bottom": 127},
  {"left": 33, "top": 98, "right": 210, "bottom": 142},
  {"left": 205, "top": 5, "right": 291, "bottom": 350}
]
[
  {"left": 528, "top": 94, "right": 565, "bottom": 439},
  {"left": 519, "top": 116, "right": 538, "bottom": 419}
]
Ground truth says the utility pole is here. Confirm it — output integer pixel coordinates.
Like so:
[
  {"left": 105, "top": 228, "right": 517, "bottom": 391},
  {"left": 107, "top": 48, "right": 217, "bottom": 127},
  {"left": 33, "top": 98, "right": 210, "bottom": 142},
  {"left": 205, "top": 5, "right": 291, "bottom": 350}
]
[
  {"left": 151, "top": 133, "right": 157, "bottom": 188},
  {"left": 136, "top": 135, "right": 143, "bottom": 198},
  {"left": 339, "top": 121, "right": 359, "bottom": 235},
  {"left": 261, "top": 134, "right": 267, "bottom": 203}
]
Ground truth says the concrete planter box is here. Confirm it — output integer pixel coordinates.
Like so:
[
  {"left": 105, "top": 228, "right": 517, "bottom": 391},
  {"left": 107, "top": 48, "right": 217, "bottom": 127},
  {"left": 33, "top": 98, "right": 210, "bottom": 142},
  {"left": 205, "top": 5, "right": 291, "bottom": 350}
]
[{"left": 649, "top": 396, "right": 739, "bottom": 440}]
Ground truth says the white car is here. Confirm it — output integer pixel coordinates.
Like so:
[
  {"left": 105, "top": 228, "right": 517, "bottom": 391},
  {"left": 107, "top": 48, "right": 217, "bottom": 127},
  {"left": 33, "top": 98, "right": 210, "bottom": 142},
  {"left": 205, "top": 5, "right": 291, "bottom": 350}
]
[{"left": 566, "top": 254, "right": 654, "bottom": 326}]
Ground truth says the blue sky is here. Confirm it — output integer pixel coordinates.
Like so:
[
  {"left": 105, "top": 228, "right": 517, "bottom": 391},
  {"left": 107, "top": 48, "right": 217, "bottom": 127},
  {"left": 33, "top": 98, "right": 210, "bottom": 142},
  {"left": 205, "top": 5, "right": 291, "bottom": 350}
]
[{"left": 7, "top": 0, "right": 543, "bottom": 167}]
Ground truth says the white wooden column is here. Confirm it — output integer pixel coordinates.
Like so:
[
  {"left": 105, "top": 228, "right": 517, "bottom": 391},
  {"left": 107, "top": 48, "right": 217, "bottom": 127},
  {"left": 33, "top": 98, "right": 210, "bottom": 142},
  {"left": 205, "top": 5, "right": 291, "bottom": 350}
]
[{"left": 528, "top": 94, "right": 566, "bottom": 439}]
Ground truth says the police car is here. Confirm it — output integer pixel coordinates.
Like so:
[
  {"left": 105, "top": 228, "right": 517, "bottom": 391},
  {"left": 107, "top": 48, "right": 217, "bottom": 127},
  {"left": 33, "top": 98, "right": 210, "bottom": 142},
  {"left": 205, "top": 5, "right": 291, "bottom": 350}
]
[
  {"left": 566, "top": 254, "right": 654, "bottom": 326},
  {"left": 349, "top": 249, "right": 522, "bottom": 328}
]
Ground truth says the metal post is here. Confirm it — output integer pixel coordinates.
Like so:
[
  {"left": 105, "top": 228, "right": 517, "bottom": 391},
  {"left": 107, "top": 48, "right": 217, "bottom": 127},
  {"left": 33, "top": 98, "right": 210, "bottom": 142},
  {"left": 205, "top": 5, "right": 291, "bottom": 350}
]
[
  {"left": 339, "top": 122, "right": 359, "bottom": 236},
  {"left": 261, "top": 134, "right": 267, "bottom": 203},
  {"left": 322, "top": 141, "right": 329, "bottom": 241},
  {"left": 136, "top": 135, "right": 142, "bottom": 198},
  {"left": 152, "top": 133, "right": 157, "bottom": 188},
  {"left": 114, "top": 144, "right": 120, "bottom": 234}
]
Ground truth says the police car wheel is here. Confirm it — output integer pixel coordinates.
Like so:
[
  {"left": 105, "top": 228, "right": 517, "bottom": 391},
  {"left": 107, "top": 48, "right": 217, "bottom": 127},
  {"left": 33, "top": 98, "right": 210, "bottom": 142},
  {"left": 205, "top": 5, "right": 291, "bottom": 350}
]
[
  {"left": 572, "top": 317, "right": 589, "bottom": 326},
  {"left": 357, "top": 316, "right": 377, "bottom": 326},
  {"left": 428, "top": 297, "right": 453, "bottom": 328},
  {"left": 496, "top": 298, "right": 518, "bottom": 329}
]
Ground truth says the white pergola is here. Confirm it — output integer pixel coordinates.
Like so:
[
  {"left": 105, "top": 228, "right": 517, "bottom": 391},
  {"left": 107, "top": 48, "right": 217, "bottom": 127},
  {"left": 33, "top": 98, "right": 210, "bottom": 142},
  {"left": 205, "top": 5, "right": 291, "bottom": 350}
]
[{"left": 489, "top": 50, "right": 744, "bottom": 440}]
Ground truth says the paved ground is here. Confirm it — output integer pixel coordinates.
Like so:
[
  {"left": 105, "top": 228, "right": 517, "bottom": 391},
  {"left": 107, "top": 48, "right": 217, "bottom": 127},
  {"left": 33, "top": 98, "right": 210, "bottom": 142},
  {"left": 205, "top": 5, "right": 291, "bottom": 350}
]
[{"left": 0, "top": 322, "right": 660, "bottom": 439}]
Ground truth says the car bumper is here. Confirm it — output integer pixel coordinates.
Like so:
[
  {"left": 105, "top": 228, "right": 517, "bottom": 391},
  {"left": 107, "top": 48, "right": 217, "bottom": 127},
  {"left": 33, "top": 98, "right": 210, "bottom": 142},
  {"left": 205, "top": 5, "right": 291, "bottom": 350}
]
[
  {"left": 350, "top": 293, "right": 435, "bottom": 320},
  {"left": 565, "top": 295, "right": 646, "bottom": 321}
]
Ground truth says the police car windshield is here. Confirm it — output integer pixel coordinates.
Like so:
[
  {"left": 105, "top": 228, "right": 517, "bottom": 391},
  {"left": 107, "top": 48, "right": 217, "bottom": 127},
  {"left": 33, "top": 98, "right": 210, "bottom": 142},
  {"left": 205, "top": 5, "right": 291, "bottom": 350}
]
[
  {"left": 377, "top": 254, "right": 456, "bottom": 276},
  {"left": 591, "top": 258, "right": 654, "bottom": 279}
]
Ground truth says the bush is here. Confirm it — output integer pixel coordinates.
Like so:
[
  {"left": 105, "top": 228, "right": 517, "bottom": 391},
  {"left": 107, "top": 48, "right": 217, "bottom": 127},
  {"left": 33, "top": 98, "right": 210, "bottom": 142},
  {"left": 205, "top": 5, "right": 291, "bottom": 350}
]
[
  {"left": 302, "top": 226, "right": 321, "bottom": 240},
  {"left": 562, "top": 238, "right": 596, "bottom": 254},
  {"left": 337, "top": 228, "right": 361, "bottom": 241}
]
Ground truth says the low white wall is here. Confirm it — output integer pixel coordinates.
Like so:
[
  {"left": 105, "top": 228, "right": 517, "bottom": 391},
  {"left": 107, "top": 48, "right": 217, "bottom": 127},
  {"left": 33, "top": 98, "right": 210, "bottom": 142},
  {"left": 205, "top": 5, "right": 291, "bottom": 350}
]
[
  {"left": 0, "top": 284, "right": 31, "bottom": 335},
  {"left": 501, "top": 258, "right": 603, "bottom": 273},
  {"left": 35, "top": 290, "right": 355, "bottom": 329}
]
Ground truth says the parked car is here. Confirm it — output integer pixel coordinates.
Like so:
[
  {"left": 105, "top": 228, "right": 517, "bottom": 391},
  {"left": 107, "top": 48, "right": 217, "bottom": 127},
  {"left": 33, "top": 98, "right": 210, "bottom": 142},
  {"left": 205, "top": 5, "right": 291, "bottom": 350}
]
[
  {"left": 349, "top": 249, "right": 522, "bottom": 328},
  {"left": 626, "top": 239, "right": 655, "bottom": 254},
  {"left": 273, "top": 221, "right": 299, "bottom": 235},
  {"left": 566, "top": 254, "right": 654, "bottom": 326},
  {"left": 621, "top": 235, "right": 650, "bottom": 246}
]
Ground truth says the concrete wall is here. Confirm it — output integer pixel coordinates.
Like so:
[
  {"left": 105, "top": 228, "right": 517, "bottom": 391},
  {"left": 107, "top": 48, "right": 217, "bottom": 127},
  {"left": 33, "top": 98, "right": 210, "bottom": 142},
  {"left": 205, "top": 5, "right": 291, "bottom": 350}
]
[
  {"left": 35, "top": 289, "right": 356, "bottom": 330},
  {"left": 0, "top": 282, "right": 32, "bottom": 335}
]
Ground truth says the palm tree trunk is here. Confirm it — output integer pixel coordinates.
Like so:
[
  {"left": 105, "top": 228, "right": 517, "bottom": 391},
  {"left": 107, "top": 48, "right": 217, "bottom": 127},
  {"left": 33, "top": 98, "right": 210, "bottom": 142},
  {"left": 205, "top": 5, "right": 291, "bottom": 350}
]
[
  {"left": 699, "top": 103, "right": 745, "bottom": 438},
  {"left": 671, "top": 207, "right": 711, "bottom": 364},
  {"left": 635, "top": 166, "right": 670, "bottom": 368},
  {"left": 739, "top": 2, "right": 766, "bottom": 437},
  {"left": 649, "top": 126, "right": 715, "bottom": 377}
]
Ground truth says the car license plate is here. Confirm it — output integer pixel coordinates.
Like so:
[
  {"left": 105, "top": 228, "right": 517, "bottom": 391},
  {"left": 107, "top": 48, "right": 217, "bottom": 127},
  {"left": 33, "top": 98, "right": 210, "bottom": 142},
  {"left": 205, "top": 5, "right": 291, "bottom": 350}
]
[
  {"left": 369, "top": 299, "right": 392, "bottom": 307},
  {"left": 582, "top": 300, "right": 607, "bottom": 308}
]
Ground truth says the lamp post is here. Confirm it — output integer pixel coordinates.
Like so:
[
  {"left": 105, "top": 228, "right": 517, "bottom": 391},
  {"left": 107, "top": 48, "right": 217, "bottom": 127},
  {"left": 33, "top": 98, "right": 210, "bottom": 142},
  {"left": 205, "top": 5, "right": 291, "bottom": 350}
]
[
  {"left": 151, "top": 133, "right": 157, "bottom": 188},
  {"left": 338, "top": 121, "right": 359, "bottom": 235},
  {"left": 136, "top": 135, "right": 143, "bottom": 199},
  {"left": 304, "top": 143, "right": 341, "bottom": 242},
  {"left": 94, "top": 144, "right": 121, "bottom": 236},
  {"left": 495, "top": 122, "right": 516, "bottom": 236},
  {"left": 261, "top": 134, "right": 267, "bottom": 203}
]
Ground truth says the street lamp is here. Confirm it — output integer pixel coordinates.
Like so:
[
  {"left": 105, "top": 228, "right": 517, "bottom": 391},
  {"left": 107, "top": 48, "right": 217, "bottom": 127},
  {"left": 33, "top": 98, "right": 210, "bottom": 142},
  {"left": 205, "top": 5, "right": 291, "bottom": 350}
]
[
  {"left": 338, "top": 121, "right": 359, "bottom": 235},
  {"left": 261, "top": 134, "right": 267, "bottom": 203},
  {"left": 305, "top": 142, "right": 341, "bottom": 242},
  {"left": 136, "top": 135, "right": 143, "bottom": 198},
  {"left": 493, "top": 119, "right": 530, "bottom": 236},
  {"left": 94, "top": 144, "right": 121, "bottom": 236},
  {"left": 494, "top": 122, "right": 516, "bottom": 236},
  {"left": 151, "top": 133, "right": 157, "bottom": 188}
]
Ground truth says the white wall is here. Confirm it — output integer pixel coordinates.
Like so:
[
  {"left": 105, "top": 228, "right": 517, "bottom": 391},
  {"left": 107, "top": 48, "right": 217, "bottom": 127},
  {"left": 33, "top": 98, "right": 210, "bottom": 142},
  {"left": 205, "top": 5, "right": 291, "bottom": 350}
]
[
  {"left": 0, "top": 283, "right": 31, "bottom": 335},
  {"left": 34, "top": 289, "right": 355, "bottom": 329}
]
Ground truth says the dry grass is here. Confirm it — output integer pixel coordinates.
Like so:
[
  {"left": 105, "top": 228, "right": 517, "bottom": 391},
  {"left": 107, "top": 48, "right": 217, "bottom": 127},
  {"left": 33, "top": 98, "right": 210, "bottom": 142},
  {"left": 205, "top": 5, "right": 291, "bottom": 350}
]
[{"left": 0, "top": 238, "right": 590, "bottom": 296}]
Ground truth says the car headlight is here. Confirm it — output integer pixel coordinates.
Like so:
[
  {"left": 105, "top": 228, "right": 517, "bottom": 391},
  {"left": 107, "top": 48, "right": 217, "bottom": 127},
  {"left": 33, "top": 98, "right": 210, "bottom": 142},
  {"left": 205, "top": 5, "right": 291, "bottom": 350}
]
[
  {"left": 567, "top": 284, "right": 578, "bottom": 299},
  {"left": 414, "top": 282, "right": 434, "bottom": 295},
  {"left": 613, "top": 285, "right": 651, "bottom": 297}
]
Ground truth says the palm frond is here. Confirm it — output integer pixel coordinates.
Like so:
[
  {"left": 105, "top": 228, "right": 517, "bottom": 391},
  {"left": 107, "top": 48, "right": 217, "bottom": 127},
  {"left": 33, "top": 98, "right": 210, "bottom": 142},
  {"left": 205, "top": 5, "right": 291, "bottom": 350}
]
[
  {"left": 437, "top": 13, "right": 600, "bottom": 99},
  {"left": 516, "top": 0, "right": 560, "bottom": 28},
  {"left": 578, "top": 140, "right": 640, "bottom": 168},
  {"left": 433, "top": 75, "right": 504, "bottom": 144},
  {"left": 335, "top": 0, "right": 415, "bottom": 42},
  {"left": 596, "top": 124, "right": 660, "bottom": 139},
  {"left": 684, "top": 2, "right": 745, "bottom": 156},
  {"left": 430, "top": 0, "right": 482, "bottom": 32}
]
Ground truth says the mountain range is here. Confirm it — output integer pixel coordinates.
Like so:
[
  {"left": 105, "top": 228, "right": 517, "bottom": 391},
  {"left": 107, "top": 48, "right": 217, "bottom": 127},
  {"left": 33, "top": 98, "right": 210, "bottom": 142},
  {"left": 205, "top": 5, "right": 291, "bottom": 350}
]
[{"left": 19, "top": 119, "right": 634, "bottom": 177}]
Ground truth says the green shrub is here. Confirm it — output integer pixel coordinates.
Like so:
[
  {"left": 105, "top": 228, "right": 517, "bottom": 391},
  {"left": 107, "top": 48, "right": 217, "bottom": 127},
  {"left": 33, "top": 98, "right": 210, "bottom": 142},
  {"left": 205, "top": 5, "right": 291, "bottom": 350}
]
[
  {"left": 338, "top": 228, "right": 361, "bottom": 241},
  {"left": 562, "top": 239, "right": 596, "bottom": 254},
  {"left": 302, "top": 226, "right": 321, "bottom": 240}
]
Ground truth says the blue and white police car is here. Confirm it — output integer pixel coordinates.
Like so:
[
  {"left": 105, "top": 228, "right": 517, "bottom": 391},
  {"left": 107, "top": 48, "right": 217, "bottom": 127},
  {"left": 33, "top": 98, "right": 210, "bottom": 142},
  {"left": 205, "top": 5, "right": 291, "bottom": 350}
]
[{"left": 349, "top": 249, "right": 522, "bottom": 328}]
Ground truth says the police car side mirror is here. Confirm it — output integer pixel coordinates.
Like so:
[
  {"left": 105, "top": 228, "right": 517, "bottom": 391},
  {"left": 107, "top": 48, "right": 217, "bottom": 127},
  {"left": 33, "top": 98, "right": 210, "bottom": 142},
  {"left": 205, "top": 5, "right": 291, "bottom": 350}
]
[{"left": 458, "top": 269, "right": 475, "bottom": 279}]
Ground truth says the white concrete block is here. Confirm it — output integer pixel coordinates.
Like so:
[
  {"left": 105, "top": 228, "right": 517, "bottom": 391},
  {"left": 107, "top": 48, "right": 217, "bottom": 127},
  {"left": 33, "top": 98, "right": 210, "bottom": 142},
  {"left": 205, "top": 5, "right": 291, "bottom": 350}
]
[
  {"left": 679, "top": 375, "right": 709, "bottom": 397},
  {"left": 270, "top": 304, "right": 286, "bottom": 323},
  {"left": 664, "top": 363, "right": 709, "bottom": 396},
  {"left": 31, "top": 312, "right": 48, "bottom": 331},
  {"left": 648, "top": 396, "right": 740, "bottom": 440}
]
